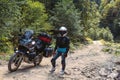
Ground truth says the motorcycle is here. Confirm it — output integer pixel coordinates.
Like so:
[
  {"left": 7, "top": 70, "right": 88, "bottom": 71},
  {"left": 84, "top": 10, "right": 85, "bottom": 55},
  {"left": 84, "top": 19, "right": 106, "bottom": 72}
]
[{"left": 8, "top": 30, "right": 53, "bottom": 72}]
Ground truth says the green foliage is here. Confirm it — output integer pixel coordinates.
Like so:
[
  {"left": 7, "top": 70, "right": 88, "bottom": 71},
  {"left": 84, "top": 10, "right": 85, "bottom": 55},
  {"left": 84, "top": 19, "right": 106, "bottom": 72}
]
[
  {"left": 0, "top": 0, "right": 52, "bottom": 52},
  {"left": 100, "top": 0, "right": 120, "bottom": 41},
  {"left": 18, "top": 0, "right": 52, "bottom": 32},
  {"left": 0, "top": 0, "right": 21, "bottom": 28},
  {"left": 49, "top": 0, "right": 83, "bottom": 42},
  {"left": 0, "top": 0, "right": 120, "bottom": 54},
  {"left": 87, "top": 27, "right": 113, "bottom": 42},
  {"left": 103, "top": 42, "right": 120, "bottom": 55},
  {"left": 75, "top": 0, "right": 101, "bottom": 36},
  {"left": 0, "top": 34, "right": 13, "bottom": 53},
  {"left": 0, "top": 0, "right": 21, "bottom": 52},
  {"left": 85, "top": 37, "right": 93, "bottom": 44}
]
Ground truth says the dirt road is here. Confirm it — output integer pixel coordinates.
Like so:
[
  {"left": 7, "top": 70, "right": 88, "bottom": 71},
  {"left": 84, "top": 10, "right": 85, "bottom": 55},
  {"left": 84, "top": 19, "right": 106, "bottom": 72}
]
[{"left": 0, "top": 41, "right": 119, "bottom": 80}]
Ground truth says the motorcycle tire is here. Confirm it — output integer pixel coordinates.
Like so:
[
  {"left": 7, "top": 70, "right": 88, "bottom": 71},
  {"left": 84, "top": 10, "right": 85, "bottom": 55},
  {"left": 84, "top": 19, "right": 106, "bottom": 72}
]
[
  {"left": 8, "top": 54, "right": 23, "bottom": 72},
  {"left": 34, "top": 54, "right": 43, "bottom": 66}
]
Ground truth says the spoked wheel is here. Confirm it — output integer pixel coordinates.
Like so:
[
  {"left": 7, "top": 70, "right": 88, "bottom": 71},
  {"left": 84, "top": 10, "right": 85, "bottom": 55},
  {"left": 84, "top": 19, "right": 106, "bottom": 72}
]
[
  {"left": 34, "top": 54, "right": 43, "bottom": 66},
  {"left": 8, "top": 54, "right": 23, "bottom": 72}
]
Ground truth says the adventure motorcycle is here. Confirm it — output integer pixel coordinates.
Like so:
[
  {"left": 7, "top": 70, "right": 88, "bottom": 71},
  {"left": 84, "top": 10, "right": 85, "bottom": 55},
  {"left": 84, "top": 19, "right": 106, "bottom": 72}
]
[{"left": 8, "top": 30, "right": 53, "bottom": 72}]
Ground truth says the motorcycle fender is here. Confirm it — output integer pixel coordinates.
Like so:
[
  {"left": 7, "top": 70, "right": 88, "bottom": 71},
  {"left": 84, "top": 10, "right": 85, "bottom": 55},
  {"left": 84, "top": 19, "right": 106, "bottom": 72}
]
[{"left": 15, "top": 50, "right": 24, "bottom": 55}]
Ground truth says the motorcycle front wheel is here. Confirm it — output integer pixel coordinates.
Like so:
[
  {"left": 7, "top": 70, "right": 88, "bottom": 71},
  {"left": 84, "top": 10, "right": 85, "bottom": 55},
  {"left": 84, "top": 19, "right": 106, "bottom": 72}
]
[{"left": 8, "top": 53, "right": 23, "bottom": 72}]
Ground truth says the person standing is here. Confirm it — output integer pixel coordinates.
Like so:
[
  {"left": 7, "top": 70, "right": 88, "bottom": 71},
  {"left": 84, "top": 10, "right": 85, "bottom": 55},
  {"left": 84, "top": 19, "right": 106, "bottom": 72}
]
[{"left": 50, "top": 26, "right": 70, "bottom": 75}]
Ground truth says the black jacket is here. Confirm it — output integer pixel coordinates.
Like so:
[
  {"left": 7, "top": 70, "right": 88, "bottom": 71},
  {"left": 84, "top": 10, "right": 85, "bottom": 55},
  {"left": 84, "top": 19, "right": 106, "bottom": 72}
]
[{"left": 54, "top": 36, "right": 70, "bottom": 54}]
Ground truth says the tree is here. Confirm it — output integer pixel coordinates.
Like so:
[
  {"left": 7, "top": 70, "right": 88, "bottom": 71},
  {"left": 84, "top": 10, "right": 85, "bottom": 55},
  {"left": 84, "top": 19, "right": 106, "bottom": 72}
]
[
  {"left": 49, "top": 0, "right": 83, "bottom": 42},
  {"left": 0, "top": 0, "right": 21, "bottom": 52},
  {"left": 0, "top": 0, "right": 52, "bottom": 52},
  {"left": 17, "top": 0, "right": 52, "bottom": 32},
  {"left": 100, "top": 0, "right": 120, "bottom": 40},
  {"left": 74, "top": 0, "right": 101, "bottom": 36}
]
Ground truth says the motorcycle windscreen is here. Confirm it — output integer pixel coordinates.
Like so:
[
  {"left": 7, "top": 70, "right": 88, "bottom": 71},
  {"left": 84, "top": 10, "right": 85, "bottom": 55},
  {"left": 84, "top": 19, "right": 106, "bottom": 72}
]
[{"left": 23, "top": 30, "right": 34, "bottom": 39}]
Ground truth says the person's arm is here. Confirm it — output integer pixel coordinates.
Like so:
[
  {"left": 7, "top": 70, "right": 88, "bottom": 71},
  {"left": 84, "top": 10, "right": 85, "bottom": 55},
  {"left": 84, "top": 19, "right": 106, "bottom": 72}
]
[
  {"left": 54, "top": 43, "right": 57, "bottom": 52},
  {"left": 65, "top": 37, "right": 70, "bottom": 54},
  {"left": 53, "top": 37, "right": 58, "bottom": 55}
]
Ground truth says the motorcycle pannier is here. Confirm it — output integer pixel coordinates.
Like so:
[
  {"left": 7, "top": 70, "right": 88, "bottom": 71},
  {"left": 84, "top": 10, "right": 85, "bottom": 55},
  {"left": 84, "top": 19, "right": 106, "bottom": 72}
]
[
  {"left": 43, "top": 47, "right": 53, "bottom": 57},
  {"left": 38, "top": 32, "right": 52, "bottom": 44}
]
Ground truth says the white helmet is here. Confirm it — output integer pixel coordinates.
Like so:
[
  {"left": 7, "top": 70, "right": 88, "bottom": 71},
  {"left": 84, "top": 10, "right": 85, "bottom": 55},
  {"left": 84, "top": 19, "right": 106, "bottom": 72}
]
[
  {"left": 59, "top": 26, "right": 67, "bottom": 31},
  {"left": 59, "top": 26, "right": 67, "bottom": 36}
]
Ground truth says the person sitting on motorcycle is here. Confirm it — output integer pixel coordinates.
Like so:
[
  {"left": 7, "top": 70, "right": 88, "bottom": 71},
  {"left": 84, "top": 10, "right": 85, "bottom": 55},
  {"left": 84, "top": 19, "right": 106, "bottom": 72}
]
[{"left": 50, "top": 26, "right": 70, "bottom": 75}]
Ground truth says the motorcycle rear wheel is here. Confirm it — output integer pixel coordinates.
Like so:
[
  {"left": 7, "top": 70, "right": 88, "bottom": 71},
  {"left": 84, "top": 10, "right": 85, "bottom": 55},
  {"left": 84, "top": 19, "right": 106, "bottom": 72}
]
[
  {"left": 34, "top": 54, "right": 43, "bottom": 66},
  {"left": 8, "top": 54, "right": 23, "bottom": 72}
]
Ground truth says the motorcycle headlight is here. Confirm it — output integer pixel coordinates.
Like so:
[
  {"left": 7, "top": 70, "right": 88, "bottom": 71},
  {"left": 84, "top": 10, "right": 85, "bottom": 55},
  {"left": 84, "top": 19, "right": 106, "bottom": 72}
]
[
  {"left": 27, "top": 51, "right": 29, "bottom": 53},
  {"left": 32, "top": 41, "right": 35, "bottom": 45},
  {"left": 15, "top": 50, "right": 19, "bottom": 53}
]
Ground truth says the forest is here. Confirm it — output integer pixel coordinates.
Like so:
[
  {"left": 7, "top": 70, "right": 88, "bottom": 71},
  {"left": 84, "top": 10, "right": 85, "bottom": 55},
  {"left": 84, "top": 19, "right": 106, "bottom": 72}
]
[{"left": 0, "top": 0, "right": 120, "bottom": 53}]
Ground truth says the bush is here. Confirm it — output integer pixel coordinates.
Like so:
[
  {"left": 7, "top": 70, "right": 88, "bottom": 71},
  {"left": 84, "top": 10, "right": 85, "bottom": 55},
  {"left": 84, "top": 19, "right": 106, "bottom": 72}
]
[
  {"left": 85, "top": 37, "right": 93, "bottom": 44},
  {"left": 49, "top": 0, "right": 83, "bottom": 42},
  {"left": 87, "top": 27, "right": 113, "bottom": 42},
  {"left": 102, "top": 42, "right": 120, "bottom": 55}
]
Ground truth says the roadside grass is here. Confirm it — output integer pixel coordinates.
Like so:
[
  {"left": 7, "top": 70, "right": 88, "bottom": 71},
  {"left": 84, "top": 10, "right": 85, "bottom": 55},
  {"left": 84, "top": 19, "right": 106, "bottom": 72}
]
[
  {"left": 0, "top": 53, "right": 10, "bottom": 61},
  {"left": 102, "top": 42, "right": 120, "bottom": 56},
  {"left": 0, "top": 49, "right": 14, "bottom": 61}
]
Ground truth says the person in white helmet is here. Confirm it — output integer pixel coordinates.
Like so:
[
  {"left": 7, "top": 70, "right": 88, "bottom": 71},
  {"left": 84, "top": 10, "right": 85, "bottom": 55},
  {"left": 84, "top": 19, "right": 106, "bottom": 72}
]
[{"left": 50, "top": 26, "right": 70, "bottom": 75}]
